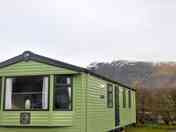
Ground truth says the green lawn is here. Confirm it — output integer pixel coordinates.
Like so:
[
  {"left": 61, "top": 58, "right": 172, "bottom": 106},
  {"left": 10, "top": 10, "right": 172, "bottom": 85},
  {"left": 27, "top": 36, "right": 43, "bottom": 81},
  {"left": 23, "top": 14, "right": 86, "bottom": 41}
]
[{"left": 126, "top": 127, "right": 176, "bottom": 132}]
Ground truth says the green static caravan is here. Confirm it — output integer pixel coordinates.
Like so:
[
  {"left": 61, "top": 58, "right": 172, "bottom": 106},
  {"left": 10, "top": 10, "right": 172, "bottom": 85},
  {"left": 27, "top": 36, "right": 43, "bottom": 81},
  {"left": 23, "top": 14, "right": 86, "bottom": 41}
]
[{"left": 0, "top": 51, "right": 136, "bottom": 132}]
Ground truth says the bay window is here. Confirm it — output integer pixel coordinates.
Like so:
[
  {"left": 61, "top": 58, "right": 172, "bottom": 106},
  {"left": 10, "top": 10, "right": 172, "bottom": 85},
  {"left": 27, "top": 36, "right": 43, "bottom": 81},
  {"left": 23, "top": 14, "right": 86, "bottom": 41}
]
[{"left": 4, "top": 76, "right": 49, "bottom": 110}]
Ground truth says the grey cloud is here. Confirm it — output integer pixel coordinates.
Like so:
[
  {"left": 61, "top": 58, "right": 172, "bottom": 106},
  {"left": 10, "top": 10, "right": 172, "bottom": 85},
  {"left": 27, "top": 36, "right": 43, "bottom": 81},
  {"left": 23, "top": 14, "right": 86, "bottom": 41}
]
[{"left": 0, "top": 0, "right": 175, "bottom": 67}]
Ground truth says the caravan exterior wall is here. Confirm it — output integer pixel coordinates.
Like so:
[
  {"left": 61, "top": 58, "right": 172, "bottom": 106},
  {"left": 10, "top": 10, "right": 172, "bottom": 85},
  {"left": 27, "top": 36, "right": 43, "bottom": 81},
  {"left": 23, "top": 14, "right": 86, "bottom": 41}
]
[{"left": 0, "top": 51, "right": 136, "bottom": 132}]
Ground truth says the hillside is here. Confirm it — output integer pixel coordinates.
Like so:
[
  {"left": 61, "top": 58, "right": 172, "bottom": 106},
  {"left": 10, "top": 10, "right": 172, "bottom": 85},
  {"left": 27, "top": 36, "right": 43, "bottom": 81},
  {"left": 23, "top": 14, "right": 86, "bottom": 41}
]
[{"left": 87, "top": 61, "right": 176, "bottom": 88}]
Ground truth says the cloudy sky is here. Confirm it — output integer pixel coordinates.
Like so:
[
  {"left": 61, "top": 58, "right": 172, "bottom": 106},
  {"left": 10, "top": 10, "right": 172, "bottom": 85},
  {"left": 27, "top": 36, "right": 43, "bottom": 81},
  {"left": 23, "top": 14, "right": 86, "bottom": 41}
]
[{"left": 0, "top": 0, "right": 175, "bottom": 67}]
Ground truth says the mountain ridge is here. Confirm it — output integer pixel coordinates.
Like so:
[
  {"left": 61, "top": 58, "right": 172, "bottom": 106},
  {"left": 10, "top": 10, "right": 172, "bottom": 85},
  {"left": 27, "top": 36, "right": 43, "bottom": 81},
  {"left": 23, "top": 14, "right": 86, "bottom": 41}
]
[{"left": 87, "top": 60, "right": 176, "bottom": 88}]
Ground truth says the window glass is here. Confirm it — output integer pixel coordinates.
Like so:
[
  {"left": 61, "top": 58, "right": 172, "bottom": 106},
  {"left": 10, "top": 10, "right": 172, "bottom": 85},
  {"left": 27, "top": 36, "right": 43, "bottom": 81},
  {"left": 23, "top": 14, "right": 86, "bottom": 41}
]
[
  {"left": 123, "top": 88, "right": 126, "bottom": 108},
  {"left": 107, "top": 84, "right": 113, "bottom": 108},
  {"left": 115, "top": 85, "right": 119, "bottom": 109},
  {"left": 5, "top": 76, "right": 49, "bottom": 110},
  {"left": 128, "top": 90, "right": 131, "bottom": 108},
  {"left": 54, "top": 76, "right": 72, "bottom": 111},
  {"left": 55, "top": 76, "right": 71, "bottom": 85}
]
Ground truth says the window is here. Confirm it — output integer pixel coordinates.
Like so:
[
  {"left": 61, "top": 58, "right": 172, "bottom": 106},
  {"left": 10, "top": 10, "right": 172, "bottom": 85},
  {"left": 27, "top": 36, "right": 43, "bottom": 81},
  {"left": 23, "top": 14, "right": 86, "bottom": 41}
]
[
  {"left": 54, "top": 76, "right": 72, "bottom": 111},
  {"left": 0, "top": 78, "right": 1, "bottom": 109},
  {"left": 123, "top": 89, "right": 126, "bottom": 108},
  {"left": 128, "top": 90, "right": 131, "bottom": 108},
  {"left": 5, "top": 76, "right": 49, "bottom": 110},
  {"left": 115, "top": 85, "right": 119, "bottom": 109},
  {"left": 107, "top": 84, "right": 113, "bottom": 108}
]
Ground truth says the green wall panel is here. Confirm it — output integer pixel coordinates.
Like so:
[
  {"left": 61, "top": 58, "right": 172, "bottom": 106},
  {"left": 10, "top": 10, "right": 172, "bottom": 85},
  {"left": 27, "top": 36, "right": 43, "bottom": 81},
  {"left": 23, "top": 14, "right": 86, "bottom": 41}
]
[
  {"left": 0, "top": 61, "right": 77, "bottom": 76},
  {"left": 119, "top": 86, "right": 136, "bottom": 127},
  {"left": 86, "top": 75, "right": 115, "bottom": 132},
  {"left": 0, "top": 60, "right": 86, "bottom": 132},
  {"left": 0, "top": 59, "right": 136, "bottom": 132}
]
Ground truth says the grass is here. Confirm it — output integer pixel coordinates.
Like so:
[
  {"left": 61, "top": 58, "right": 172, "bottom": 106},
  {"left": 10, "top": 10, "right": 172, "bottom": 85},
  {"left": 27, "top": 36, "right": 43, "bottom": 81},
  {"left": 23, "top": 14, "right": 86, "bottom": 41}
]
[
  {"left": 126, "top": 127, "right": 168, "bottom": 132},
  {"left": 126, "top": 125, "right": 176, "bottom": 132}
]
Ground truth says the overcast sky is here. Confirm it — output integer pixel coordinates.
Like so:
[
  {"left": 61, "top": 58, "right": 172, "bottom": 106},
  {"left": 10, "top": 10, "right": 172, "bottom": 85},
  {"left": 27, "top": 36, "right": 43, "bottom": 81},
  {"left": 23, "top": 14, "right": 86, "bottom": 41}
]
[{"left": 0, "top": 0, "right": 175, "bottom": 67}]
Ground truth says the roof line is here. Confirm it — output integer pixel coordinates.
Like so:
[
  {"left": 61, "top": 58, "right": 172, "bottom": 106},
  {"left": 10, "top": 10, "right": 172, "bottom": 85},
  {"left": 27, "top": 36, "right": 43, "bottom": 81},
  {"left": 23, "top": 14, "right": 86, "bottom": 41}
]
[{"left": 0, "top": 51, "right": 135, "bottom": 91}]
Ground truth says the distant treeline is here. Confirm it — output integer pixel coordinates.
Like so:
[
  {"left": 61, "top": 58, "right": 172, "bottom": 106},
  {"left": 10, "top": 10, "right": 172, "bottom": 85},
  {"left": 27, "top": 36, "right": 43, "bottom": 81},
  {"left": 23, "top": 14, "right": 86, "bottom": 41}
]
[{"left": 136, "top": 86, "right": 176, "bottom": 125}]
